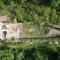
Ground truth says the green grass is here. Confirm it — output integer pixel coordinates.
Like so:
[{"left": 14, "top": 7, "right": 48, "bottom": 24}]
[{"left": 23, "top": 22, "right": 47, "bottom": 37}]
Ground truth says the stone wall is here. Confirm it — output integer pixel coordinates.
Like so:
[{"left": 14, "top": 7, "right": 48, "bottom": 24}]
[{"left": 0, "top": 23, "right": 23, "bottom": 40}]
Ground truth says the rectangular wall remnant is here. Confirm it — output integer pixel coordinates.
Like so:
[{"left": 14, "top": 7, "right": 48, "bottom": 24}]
[{"left": 0, "top": 23, "right": 23, "bottom": 40}]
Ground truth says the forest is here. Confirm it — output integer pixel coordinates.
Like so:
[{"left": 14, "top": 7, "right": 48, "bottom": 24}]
[{"left": 0, "top": 0, "right": 60, "bottom": 60}]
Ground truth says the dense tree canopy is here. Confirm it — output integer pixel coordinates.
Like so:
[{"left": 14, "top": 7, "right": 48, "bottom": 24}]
[{"left": 0, "top": 0, "right": 60, "bottom": 26}]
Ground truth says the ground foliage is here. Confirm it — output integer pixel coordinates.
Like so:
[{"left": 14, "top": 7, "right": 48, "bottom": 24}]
[{"left": 0, "top": 40, "right": 60, "bottom": 60}]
